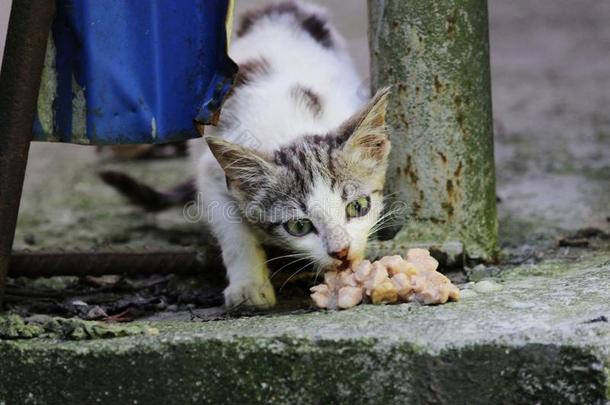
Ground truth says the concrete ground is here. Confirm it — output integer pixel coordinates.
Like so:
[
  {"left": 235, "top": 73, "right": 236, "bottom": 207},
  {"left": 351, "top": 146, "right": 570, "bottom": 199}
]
[
  {"left": 2, "top": 0, "right": 609, "bottom": 403},
  {"left": 2, "top": 252, "right": 609, "bottom": 403}
]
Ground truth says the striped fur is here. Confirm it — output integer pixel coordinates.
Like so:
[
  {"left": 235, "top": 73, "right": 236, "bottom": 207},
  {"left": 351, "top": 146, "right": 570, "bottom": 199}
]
[{"left": 237, "top": 1, "right": 334, "bottom": 48}]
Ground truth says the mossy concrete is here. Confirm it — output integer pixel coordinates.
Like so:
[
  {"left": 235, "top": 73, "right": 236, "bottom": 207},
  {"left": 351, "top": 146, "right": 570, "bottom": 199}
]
[
  {"left": 0, "top": 315, "right": 159, "bottom": 340},
  {"left": 2, "top": 253, "right": 609, "bottom": 404}
]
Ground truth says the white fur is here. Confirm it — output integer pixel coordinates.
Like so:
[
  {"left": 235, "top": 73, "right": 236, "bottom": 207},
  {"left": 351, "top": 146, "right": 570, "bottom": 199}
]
[{"left": 193, "top": 2, "right": 369, "bottom": 309}]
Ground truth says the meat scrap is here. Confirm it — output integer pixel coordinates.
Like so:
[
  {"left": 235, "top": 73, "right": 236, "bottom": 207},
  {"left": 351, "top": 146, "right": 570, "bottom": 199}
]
[{"left": 310, "top": 249, "right": 460, "bottom": 309}]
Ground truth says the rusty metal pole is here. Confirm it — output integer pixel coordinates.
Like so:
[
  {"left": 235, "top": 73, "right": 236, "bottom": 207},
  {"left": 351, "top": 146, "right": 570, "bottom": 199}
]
[
  {"left": 8, "top": 249, "right": 223, "bottom": 278},
  {"left": 0, "top": 1, "right": 55, "bottom": 304},
  {"left": 367, "top": 0, "right": 497, "bottom": 262}
]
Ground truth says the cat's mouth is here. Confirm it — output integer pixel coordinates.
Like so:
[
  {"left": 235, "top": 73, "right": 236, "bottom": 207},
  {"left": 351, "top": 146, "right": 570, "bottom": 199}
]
[
  {"left": 335, "top": 259, "right": 352, "bottom": 271},
  {"left": 317, "top": 251, "right": 364, "bottom": 273},
  {"left": 324, "top": 251, "right": 368, "bottom": 272},
  {"left": 325, "top": 258, "right": 353, "bottom": 272}
]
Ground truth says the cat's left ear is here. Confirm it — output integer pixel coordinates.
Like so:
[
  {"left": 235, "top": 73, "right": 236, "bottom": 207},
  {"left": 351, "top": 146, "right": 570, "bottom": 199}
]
[
  {"left": 340, "top": 87, "right": 391, "bottom": 163},
  {"left": 205, "top": 136, "right": 276, "bottom": 193}
]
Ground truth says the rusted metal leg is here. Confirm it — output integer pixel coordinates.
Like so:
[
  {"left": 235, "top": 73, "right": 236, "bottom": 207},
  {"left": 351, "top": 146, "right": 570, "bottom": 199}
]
[
  {"left": 0, "top": 1, "right": 56, "bottom": 304},
  {"left": 367, "top": 0, "right": 497, "bottom": 262}
]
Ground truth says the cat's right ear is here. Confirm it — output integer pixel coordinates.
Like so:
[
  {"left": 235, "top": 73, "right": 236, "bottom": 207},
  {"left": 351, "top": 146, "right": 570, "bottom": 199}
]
[
  {"left": 339, "top": 87, "right": 391, "bottom": 164},
  {"left": 205, "top": 136, "right": 276, "bottom": 192}
]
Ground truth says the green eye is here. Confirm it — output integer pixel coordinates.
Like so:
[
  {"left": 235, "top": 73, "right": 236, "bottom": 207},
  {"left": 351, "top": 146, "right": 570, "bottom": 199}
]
[
  {"left": 346, "top": 196, "right": 371, "bottom": 218},
  {"left": 283, "top": 218, "right": 314, "bottom": 237}
]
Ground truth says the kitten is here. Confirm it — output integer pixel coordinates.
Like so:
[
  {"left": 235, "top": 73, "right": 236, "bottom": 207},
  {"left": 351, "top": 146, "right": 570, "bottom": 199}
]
[
  {"left": 101, "top": 0, "right": 391, "bottom": 309},
  {"left": 197, "top": 1, "right": 391, "bottom": 309}
]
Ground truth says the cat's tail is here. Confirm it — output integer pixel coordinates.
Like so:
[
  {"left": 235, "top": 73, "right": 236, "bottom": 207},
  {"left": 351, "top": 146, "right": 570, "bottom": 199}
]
[{"left": 99, "top": 170, "right": 196, "bottom": 212}]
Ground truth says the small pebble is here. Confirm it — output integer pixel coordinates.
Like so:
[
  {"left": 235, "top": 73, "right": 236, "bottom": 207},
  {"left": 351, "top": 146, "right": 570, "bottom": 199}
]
[
  {"left": 460, "top": 281, "right": 476, "bottom": 290},
  {"left": 467, "top": 264, "right": 501, "bottom": 282},
  {"left": 86, "top": 306, "right": 108, "bottom": 320},
  {"left": 473, "top": 280, "right": 504, "bottom": 293}
]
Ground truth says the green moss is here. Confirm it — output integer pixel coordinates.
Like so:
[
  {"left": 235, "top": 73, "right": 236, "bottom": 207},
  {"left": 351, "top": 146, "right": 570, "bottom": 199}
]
[
  {"left": 71, "top": 75, "right": 88, "bottom": 144},
  {"left": 0, "top": 315, "right": 44, "bottom": 339},
  {"left": 0, "top": 337, "right": 607, "bottom": 404},
  {"left": 0, "top": 315, "right": 158, "bottom": 341},
  {"left": 36, "top": 35, "right": 58, "bottom": 141}
]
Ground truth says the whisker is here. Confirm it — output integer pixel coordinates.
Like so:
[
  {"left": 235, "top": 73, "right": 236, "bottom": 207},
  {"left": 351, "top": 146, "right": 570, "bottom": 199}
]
[
  {"left": 369, "top": 218, "right": 402, "bottom": 234},
  {"left": 269, "top": 256, "right": 312, "bottom": 280},
  {"left": 264, "top": 252, "right": 307, "bottom": 266},
  {"left": 313, "top": 262, "right": 324, "bottom": 284},
  {"left": 368, "top": 224, "right": 401, "bottom": 238},
  {"left": 369, "top": 215, "right": 400, "bottom": 231},
  {"left": 369, "top": 208, "right": 404, "bottom": 230},
  {"left": 368, "top": 208, "right": 406, "bottom": 237},
  {"left": 381, "top": 191, "right": 399, "bottom": 200},
  {"left": 279, "top": 261, "right": 313, "bottom": 292}
]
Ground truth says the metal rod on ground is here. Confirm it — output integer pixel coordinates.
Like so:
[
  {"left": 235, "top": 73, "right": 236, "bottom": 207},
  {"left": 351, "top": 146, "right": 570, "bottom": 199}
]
[
  {"left": 8, "top": 249, "right": 223, "bottom": 278},
  {"left": 0, "top": 1, "right": 56, "bottom": 304},
  {"left": 367, "top": 0, "right": 497, "bottom": 261}
]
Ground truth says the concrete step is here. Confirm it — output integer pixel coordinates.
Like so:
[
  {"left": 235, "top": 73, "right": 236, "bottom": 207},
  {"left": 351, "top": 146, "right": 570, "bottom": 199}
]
[{"left": 1, "top": 253, "right": 609, "bottom": 404}]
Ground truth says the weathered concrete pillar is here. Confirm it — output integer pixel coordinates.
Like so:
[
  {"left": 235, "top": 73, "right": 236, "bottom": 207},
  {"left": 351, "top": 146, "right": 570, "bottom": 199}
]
[{"left": 367, "top": 0, "right": 497, "bottom": 261}]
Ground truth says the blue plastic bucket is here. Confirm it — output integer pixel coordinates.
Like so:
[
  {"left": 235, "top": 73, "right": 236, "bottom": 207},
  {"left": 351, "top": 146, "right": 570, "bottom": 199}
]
[{"left": 34, "top": 0, "right": 237, "bottom": 145}]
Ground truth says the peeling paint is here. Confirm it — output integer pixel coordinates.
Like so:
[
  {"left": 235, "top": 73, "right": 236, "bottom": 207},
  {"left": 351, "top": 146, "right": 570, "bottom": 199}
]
[
  {"left": 36, "top": 35, "right": 57, "bottom": 141},
  {"left": 71, "top": 75, "right": 88, "bottom": 144},
  {"left": 151, "top": 117, "right": 157, "bottom": 140},
  {"left": 445, "top": 9, "right": 458, "bottom": 41},
  {"left": 433, "top": 75, "right": 443, "bottom": 94}
]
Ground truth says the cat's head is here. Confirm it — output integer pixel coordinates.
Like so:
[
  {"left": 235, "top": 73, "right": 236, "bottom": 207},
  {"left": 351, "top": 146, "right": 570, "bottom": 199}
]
[{"left": 206, "top": 88, "right": 391, "bottom": 271}]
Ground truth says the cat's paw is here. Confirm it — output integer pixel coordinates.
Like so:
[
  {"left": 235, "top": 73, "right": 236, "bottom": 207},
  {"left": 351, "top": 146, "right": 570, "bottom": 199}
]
[{"left": 223, "top": 277, "right": 277, "bottom": 309}]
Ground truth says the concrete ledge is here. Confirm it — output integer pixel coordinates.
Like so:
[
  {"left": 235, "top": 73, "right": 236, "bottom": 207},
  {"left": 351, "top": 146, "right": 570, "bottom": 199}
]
[{"left": 1, "top": 255, "right": 609, "bottom": 404}]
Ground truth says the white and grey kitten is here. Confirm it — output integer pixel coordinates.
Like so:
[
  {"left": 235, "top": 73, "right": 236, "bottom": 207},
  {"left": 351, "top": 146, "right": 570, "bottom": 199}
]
[{"left": 195, "top": 1, "right": 392, "bottom": 309}]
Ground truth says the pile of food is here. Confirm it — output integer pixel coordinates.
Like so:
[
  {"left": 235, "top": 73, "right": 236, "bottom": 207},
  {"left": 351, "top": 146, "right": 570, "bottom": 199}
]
[{"left": 310, "top": 248, "right": 460, "bottom": 309}]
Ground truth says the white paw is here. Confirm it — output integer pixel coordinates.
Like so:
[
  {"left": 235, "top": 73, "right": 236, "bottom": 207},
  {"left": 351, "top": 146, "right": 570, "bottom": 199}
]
[{"left": 223, "top": 277, "right": 277, "bottom": 309}]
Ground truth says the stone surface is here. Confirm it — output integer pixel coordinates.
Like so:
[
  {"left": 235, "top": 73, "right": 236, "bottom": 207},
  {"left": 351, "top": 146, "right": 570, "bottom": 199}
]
[
  {"left": 1, "top": 253, "right": 609, "bottom": 404},
  {"left": 0, "top": 314, "right": 158, "bottom": 340}
]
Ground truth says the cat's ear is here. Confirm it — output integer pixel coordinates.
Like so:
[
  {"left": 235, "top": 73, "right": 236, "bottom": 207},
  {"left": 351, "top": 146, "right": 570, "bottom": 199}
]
[
  {"left": 205, "top": 136, "right": 276, "bottom": 192},
  {"left": 340, "top": 87, "right": 391, "bottom": 163}
]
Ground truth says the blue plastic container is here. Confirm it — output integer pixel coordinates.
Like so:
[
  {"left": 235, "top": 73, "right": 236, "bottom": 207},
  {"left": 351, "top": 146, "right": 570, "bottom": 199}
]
[{"left": 34, "top": 0, "right": 237, "bottom": 145}]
